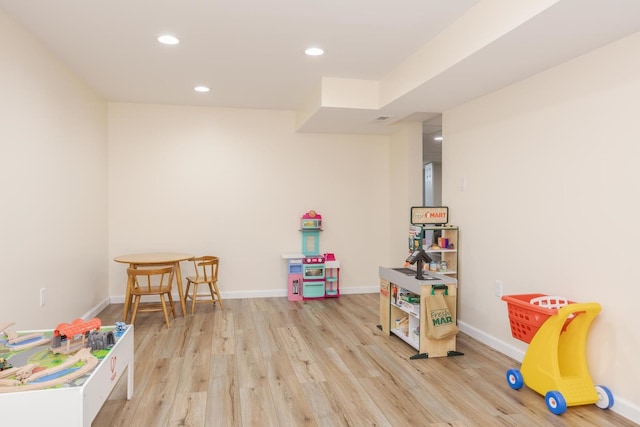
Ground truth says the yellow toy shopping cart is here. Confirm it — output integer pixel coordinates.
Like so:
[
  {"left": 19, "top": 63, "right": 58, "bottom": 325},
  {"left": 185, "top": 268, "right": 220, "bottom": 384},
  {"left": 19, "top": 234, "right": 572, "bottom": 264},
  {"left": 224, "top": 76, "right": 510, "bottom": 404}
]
[{"left": 502, "top": 293, "right": 614, "bottom": 415}]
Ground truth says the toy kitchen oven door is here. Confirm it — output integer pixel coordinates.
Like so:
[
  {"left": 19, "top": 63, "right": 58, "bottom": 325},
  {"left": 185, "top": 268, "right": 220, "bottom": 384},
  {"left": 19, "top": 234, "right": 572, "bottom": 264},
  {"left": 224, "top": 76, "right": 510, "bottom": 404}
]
[{"left": 302, "top": 255, "right": 325, "bottom": 299}]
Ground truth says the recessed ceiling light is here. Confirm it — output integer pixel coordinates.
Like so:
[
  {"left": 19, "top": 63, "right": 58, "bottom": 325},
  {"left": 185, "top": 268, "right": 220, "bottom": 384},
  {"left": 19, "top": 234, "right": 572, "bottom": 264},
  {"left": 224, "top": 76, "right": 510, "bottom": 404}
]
[
  {"left": 157, "top": 35, "right": 180, "bottom": 45},
  {"left": 194, "top": 86, "right": 210, "bottom": 93},
  {"left": 305, "top": 47, "right": 324, "bottom": 56}
]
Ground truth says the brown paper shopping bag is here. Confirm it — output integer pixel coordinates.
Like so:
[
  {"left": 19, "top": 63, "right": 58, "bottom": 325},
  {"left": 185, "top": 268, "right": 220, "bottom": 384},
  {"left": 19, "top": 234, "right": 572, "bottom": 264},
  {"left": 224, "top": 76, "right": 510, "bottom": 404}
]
[{"left": 424, "top": 286, "right": 459, "bottom": 340}]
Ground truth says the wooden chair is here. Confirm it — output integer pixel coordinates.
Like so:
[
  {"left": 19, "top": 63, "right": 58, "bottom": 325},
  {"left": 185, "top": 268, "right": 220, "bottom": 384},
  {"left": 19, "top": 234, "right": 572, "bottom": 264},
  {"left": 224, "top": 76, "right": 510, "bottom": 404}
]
[
  {"left": 127, "top": 266, "right": 177, "bottom": 328},
  {"left": 184, "top": 256, "right": 224, "bottom": 314}
]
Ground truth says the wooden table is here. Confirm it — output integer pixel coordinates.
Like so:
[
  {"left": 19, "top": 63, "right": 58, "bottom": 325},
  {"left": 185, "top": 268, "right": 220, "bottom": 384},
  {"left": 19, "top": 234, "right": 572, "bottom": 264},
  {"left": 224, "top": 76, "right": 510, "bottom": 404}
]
[{"left": 114, "top": 252, "right": 194, "bottom": 320}]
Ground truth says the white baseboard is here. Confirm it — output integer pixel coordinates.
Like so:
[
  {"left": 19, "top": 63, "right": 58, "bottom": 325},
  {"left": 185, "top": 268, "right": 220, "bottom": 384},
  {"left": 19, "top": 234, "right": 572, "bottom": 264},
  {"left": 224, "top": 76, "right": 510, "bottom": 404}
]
[
  {"left": 81, "top": 297, "right": 111, "bottom": 321},
  {"left": 217, "top": 286, "right": 379, "bottom": 299},
  {"left": 107, "top": 286, "right": 379, "bottom": 304},
  {"left": 458, "top": 320, "right": 526, "bottom": 363},
  {"left": 340, "top": 286, "right": 379, "bottom": 295}
]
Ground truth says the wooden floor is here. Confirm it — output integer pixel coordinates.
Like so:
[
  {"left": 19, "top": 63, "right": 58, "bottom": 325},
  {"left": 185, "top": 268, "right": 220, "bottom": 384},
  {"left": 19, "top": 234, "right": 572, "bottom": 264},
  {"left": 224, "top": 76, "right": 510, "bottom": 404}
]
[{"left": 92, "top": 294, "right": 636, "bottom": 427}]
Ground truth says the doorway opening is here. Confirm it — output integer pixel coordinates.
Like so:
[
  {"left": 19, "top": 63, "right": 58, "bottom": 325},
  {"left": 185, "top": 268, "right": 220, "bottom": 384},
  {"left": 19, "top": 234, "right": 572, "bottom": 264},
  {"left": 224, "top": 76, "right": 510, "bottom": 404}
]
[{"left": 422, "top": 115, "right": 442, "bottom": 206}]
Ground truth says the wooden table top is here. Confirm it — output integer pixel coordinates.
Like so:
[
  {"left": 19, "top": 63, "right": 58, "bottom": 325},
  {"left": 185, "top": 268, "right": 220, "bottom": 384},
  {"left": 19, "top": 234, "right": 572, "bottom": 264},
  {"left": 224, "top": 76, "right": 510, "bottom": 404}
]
[{"left": 114, "top": 252, "right": 194, "bottom": 264}]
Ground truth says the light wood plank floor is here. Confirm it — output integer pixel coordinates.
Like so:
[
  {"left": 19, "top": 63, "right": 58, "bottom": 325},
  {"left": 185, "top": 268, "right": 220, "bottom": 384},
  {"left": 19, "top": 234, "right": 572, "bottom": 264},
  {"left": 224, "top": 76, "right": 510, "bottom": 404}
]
[{"left": 92, "top": 294, "right": 637, "bottom": 427}]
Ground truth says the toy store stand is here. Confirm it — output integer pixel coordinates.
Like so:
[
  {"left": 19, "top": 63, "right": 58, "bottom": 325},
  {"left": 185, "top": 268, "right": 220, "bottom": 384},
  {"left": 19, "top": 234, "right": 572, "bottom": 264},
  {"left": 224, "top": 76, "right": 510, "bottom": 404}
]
[{"left": 502, "top": 294, "right": 614, "bottom": 415}]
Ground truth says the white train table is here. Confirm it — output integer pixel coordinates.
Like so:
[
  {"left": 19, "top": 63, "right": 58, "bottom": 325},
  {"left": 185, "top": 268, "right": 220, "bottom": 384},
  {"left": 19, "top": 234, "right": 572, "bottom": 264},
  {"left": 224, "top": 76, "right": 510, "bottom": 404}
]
[{"left": 0, "top": 324, "right": 134, "bottom": 426}]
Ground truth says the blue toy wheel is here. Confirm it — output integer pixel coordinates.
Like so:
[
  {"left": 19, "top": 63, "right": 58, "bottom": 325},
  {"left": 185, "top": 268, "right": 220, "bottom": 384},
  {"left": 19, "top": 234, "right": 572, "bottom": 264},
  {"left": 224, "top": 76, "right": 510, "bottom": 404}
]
[
  {"left": 545, "top": 391, "right": 567, "bottom": 415},
  {"left": 506, "top": 369, "right": 524, "bottom": 390},
  {"left": 594, "top": 385, "right": 614, "bottom": 409}
]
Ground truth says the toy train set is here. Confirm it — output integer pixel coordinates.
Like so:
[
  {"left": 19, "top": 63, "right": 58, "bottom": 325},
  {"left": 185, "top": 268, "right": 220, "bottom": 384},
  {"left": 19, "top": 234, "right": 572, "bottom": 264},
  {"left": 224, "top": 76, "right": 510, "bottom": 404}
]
[{"left": 0, "top": 319, "right": 127, "bottom": 393}]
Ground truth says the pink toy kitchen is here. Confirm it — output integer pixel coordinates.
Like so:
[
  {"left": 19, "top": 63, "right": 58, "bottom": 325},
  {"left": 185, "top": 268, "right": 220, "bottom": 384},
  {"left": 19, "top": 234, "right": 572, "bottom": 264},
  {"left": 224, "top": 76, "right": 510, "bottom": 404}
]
[{"left": 283, "top": 210, "right": 340, "bottom": 301}]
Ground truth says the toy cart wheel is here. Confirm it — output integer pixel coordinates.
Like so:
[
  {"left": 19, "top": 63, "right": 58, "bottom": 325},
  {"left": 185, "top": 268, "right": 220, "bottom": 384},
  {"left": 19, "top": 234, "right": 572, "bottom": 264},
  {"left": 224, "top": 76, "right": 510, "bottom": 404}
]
[
  {"left": 545, "top": 391, "right": 567, "bottom": 415},
  {"left": 506, "top": 369, "right": 524, "bottom": 390},
  {"left": 594, "top": 385, "right": 614, "bottom": 409}
]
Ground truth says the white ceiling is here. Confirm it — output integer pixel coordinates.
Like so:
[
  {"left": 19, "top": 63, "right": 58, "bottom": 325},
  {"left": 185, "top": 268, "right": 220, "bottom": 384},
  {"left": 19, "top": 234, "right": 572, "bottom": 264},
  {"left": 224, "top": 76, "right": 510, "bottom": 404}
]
[{"left": 2, "top": 0, "right": 640, "bottom": 137}]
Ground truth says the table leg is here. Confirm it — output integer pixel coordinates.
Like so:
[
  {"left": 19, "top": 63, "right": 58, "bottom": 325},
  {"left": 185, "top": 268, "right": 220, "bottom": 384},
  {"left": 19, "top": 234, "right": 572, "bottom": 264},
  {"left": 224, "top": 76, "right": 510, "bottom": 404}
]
[
  {"left": 174, "top": 261, "right": 187, "bottom": 316},
  {"left": 122, "top": 267, "right": 134, "bottom": 322}
]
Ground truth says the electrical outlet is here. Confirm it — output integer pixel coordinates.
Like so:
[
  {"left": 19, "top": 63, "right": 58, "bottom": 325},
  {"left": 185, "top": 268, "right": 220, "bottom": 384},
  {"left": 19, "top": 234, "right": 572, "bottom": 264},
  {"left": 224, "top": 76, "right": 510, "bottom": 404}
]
[
  {"left": 40, "top": 288, "right": 46, "bottom": 307},
  {"left": 494, "top": 281, "right": 503, "bottom": 298}
]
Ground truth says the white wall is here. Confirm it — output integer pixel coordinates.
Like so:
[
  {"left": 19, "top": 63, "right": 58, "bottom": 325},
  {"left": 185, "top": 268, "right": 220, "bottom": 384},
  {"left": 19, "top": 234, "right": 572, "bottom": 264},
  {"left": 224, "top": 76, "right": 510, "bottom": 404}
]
[
  {"left": 444, "top": 32, "right": 640, "bottom": 421},
  {"left": 108, "top": 103, "right": 392, "bottom": 298},
  {"left": 388, "top": 121, "right": 423, "bottom": 263},
  {"left": 0, "top": 10, "right": 108, "bottom": 329}
]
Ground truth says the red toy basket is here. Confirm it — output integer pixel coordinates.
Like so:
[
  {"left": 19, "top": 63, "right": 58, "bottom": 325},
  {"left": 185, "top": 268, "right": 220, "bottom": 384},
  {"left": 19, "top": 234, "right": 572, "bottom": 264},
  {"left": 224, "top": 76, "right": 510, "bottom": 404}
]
[{"left": 502, "top": 294, "right": 574, "bottom": 343}]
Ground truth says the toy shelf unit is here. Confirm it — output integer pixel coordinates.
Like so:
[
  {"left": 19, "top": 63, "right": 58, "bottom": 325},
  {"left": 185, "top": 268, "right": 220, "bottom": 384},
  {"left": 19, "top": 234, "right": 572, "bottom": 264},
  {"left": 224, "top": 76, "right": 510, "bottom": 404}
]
[
  {"left": 411, "top": 225, "right": 458, "bottom": 279},
  {"left": 324, "top": 253, "right": 340, "bottom": 298},
  {"left": 390, "top": 284, "right": 421, "bottom": 349},
  {"left": 502, "top": 294, "right": 614, "bottom": 415}
]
